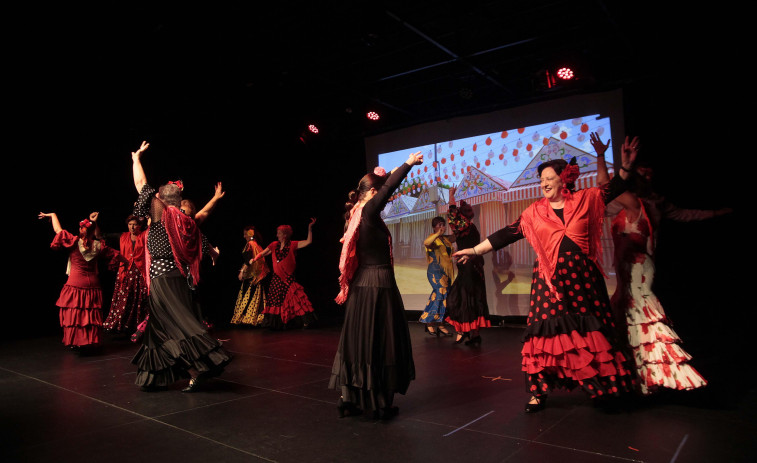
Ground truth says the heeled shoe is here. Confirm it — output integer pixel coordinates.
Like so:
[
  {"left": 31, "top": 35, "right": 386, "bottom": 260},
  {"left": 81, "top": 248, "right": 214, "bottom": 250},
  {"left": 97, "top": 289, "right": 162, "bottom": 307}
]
[
  {"left": 337, "top": 397, "right": 362, "bottom": 418},
  {"left": 525, "top": 395, "right": 547, "bottom": 413},
  {"left": 423, "top": 325, "right": 439, "bottom": 337},
  {"left": 438, "top": 326, "right": 453, "bottom": 337},
  {"left": 454, "top": 333, "right": 470, "bottom": 344},
  {"left": 181, "top": 377, "right": 203, "bottom": 393},
  {"left": 465, "top": 335, "right": 482, "bottom": 346}
]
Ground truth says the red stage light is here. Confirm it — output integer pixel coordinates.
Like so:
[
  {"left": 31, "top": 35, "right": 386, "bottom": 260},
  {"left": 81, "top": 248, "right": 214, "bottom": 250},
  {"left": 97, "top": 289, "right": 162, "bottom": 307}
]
[
  {"left": 366, "top": 111, "right": 380, "bottom": 121},
  {"left": 308, "top": 124, "right": 319, "bottom": 134},
  {"left": 556, "top": 67, "right": 574, "bottom": 80}
]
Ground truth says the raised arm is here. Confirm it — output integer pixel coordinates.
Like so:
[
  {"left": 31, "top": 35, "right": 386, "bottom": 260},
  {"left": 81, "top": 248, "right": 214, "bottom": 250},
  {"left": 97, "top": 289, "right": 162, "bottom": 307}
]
[
  {"left": 89, "top": 211, "right": 103, "bottom": 240},
  {"left": 452, "top": 238, "right": 494, "bottom": 264},
  {"left": 38, "top": 212, "right": 63, "bottom": 234},
  {"left": 251, "top": 246, "right": 272, "bottom": 263},
  {"left": 194, "top": 182, "right": 225, "bottom": 225},
  {"left": 590, "top": 132, "right": 611, "bottom": 185},
  {"left": 618, "top": 136, "right": 639, "bottom": 180},
  {"left": 297, "top": 218, "right": 317, "bottom": 249},
  {"left": 132, "top": 141, "right": 150, "bottom": 192}
]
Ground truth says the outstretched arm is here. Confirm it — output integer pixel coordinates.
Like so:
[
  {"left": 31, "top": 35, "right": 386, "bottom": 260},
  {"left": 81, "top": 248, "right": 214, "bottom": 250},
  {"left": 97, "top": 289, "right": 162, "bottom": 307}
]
[
  {"left": 132, "top": 141, "right": 150, "bottom": 192},
  {"left": 251, "top": 246, "right": 272, "bottom": 263},
  {"left": 297, "top": 218, "right": 317, "bottom": 249},
  {"left": 38, "top": 212, "right": 62, "bottom": 234},
  {"left": 452, "top": 238, "right": 494, "bottom": 264},
  {"left": 590, "top": 132, "right": 611, "bottom": 185},
  {"left": 618, "top": 136, "right": 639, "bottom": 180},
  {"left": 194, "top": 182, "right": 225, "bottom": 225}
]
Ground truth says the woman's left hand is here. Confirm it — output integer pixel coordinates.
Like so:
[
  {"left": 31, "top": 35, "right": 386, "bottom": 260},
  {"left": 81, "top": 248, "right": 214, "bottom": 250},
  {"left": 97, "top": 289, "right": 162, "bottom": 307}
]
[
  {"left": 89, "top": 211, "right": 99, "bottom": 222},
  {"left": 589, "top": 132, "right": 610, "bottom": 156},
  {"left": 406, "top": 151, "right": 423, "bottom": 166},
  {"left": 308, "top": 217, "right": 317, "bottom": 228},
  {"left": 452, "top": 248, "right": 475, "bottom": 264}
]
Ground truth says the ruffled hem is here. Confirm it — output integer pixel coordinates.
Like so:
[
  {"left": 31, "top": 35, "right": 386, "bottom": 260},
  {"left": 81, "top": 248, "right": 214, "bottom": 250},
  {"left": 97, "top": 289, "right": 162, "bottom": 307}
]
[
  {"left": 625, "top": 296, "right": 668, "bottom": 326},
  {"left": 633, "top": 340, "right": 691, "bottom": 365},
  {"left": 523, "top": 311, "right": 608, "bottom": 340},
  {"left": 62, "top": 325, "right": 100, "bottom": 346},
  {"left": 131, "top": 334, "right": 232, "bottom": 387},
  {"left": 628, "top": 320, "right": 680, "bottom": 346},
  {"left": 263, "top": 282, "right": 314, "bottom": 325},
  {"left": 637, "top": 362, "right": 707, "bottom": 395},
  {"left": 445, "top": 316, "right": 490, "bottom": 332},
  {"left": 522, "top": 330, "right": 632, "bottom": 382},
  {"left": 56, "top": 286, "right": 102, "bottom": 310},
  {"left": 59, "top": 307, "right": 102, "bottom": 327}
]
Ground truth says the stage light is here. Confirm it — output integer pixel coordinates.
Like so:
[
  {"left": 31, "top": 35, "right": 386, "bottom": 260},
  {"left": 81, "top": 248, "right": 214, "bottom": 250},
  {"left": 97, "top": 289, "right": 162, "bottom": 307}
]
[
  {"left": 366, "top": 111, "right": 380, "bottom": 121},
  {"left": 556, "top": 67, "right": 574, "bottom": 80},
  {"left": 308, "top": 124, "right": 319, "bottom": 134}
]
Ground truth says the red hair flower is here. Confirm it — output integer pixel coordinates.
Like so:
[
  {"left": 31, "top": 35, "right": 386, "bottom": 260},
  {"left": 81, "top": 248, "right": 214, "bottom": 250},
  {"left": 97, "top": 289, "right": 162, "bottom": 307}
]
[
  {"left": 168, "top": 180, "right": 184, "bottom": 191},
  {"left": 79, "top": 219, "right": 93, "bottom": 228},
  {"left": 373, "top": 167, "right": 387, "bottom": 177}
]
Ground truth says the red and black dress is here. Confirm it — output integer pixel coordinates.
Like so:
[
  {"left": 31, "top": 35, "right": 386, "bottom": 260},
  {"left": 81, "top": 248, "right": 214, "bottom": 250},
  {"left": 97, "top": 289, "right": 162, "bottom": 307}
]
[
  {"left": 261, "top": 240, "right": 316, "bottom": 329},
  {"left": 51, "top": 230, "right": 120, "bottom": 348},
  {"left": 488, "top": 177, "right": 634, "bottom": 399},
  {"left": 103, "top": 231, "right": 149, "bottom": 333}
]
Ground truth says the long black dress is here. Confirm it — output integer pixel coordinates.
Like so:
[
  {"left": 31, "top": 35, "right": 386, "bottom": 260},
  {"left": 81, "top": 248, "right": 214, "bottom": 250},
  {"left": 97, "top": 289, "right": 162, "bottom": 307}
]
[
  {"left": 329, "top": 164, "right": 416, "bottom": 412},
  {"left": 131, "top": 185, "right": 231, "bottom": 387}
]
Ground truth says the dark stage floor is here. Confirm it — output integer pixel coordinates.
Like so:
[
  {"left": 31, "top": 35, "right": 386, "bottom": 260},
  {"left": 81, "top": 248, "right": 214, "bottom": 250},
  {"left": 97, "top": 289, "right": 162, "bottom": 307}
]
[{"left": 1, "top": 321, "right": 755, "bottom": 463}]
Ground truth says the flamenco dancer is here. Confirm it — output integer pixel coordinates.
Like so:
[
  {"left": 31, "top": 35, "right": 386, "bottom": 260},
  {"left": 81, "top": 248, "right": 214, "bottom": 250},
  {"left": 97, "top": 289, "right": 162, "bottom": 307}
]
[
  {"left": 419, "top": 216, "right": 455, "bottom": 336},
  {"left": 445, "top": 186, "right": 490, "bottom": 345},
  {"left": 453, "top": 138, "right": 638, "bottom": 412},
  {"left": 252, "top": 220, "right": 317, "bottom": 329},
  {"left": 596, "top": 134, "right": 727, "bottom": 395},
  {"left": 39, "top": 211, "right": 123, "bottom": 354},
  {"left": 231, "top": 225, "right": 269, "bottom": 326},
  {"left": 129, "top": 141, "right": 231, "bottom": 392},
  {"left": 329, "top": 153, "right": 420, "bottom": 420},
  {"left": 103, "top": 215, "right": 149, "bottom": 335}
]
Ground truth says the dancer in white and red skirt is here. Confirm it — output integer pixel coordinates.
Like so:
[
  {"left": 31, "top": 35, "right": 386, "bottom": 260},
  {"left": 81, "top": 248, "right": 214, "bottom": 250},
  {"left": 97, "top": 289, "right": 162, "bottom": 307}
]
[
  {"left": 252, "top": 220, "right": 316, "bottom": 329},
  {"left": 39, "top": 211, "right": 123, "bottom": 354},
  {"left": 453, "top": 137, "right": 638, "bottom": 413},
  {"left": 103, "top": 215, "right": 149, "bottom": 334}
]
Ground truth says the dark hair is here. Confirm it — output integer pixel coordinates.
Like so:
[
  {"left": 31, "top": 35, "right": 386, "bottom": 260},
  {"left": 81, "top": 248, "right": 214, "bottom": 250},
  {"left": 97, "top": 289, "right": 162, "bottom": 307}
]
[
  {"left": 125, "top": 214, "right": 143, "bottom": 225},
  {"left": 537, "top": 158, "right": 568, "bottom": 177},
  {"left": 431, "top": 216, "right": 446, "bottom": 228},
  {"left": 343, "top": 172, "right": 388, "bottom": 231},
  {"left": 243, "top": 225, "right": 262, "bottom": 243},
  {"left": 158, "top": 183, "right": 182, "bottom": 207}
]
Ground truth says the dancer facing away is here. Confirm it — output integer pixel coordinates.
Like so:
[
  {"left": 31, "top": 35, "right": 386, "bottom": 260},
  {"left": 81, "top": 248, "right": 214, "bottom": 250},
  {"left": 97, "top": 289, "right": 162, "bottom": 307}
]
[
  {"left": 453, "top": 137, "right": 638, "bottom": 413},
  {"left": 129, "top": 141, "right": 231, "bottom": 392},
  {"left": 103, "top": 215, "right": 149, "bottom": 335},
  {"left": 330, "top": 152, "right": 421, "bottom": 420},
  {"left": 39, "top": 211, "right": 124, "bottom": 354},
  {"left": 231, "top": 225, "right": 269, "bottom": 326},
  {"left": 252, "top": 220, "right": 317, "bottom": 329},
  {"left": 595, "top": 134, "right": 728, "bottom": 395},
  {"left": 445, "top": 187, "right": 490, "bottom": 346},
  {"left": 419, "top": 216, "right": 455, "bottom": 336}
]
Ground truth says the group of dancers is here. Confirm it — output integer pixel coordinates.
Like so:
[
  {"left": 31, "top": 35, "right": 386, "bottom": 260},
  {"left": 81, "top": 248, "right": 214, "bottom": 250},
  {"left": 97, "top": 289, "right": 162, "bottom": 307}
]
[{"left": 41, "top": 135, "right": 727, "bottom": 413}]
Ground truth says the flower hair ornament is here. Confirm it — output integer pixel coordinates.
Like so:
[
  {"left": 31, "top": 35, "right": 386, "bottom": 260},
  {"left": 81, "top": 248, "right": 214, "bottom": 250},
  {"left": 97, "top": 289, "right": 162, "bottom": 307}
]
[
  {"left": 373, "top": 166, "right": 387, "bottom": 177},
  {"left": 79, "top": 219, "right": 93, "bottom": 228},
  {"left": 168, "top": 180, "right": 184, "bottom": 191},
  {"left": 559, "top": 157, "right": 580, "bottom": 194}
]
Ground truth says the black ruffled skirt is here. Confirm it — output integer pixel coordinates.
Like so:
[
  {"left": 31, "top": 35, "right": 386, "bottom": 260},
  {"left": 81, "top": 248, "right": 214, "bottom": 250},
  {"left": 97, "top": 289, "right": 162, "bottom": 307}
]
[
  {"left": 132, "top": 269, "right": 231, "bottom": 387},
  {"left": 445, "top": 258, "right": 491, "bottom": 332},
  {"left": 329, "top": 264, "right": 415, "bottom": 411}
]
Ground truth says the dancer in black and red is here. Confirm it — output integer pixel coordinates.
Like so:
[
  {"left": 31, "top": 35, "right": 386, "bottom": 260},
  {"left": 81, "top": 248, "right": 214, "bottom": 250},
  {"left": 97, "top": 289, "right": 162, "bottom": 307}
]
[
  {"left": 252, "top": 220, "right": 316, "bottom": 329},
  {"left": 453, "top": 138, "right": 638, "bottom": 412}
]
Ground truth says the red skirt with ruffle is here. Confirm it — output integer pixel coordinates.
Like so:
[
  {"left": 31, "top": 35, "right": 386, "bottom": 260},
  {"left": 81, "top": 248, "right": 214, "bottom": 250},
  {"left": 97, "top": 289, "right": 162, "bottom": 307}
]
[{"left": 57, "top": 285, "right": 103, "bottom": 346}]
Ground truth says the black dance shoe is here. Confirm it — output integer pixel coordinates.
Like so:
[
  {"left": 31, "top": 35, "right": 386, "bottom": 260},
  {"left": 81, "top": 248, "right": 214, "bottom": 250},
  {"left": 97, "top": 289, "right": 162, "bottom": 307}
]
[
  {"left": 423, "top": 325, "right": 439, "bottom": 337},
  {"left": 337, "top": 397, "right": 362, "bottom": 418},
  {"left": 438, "top": 326, "right": 453, "bottom": 337},
  {"left": 454, "top": 333, "right": 470, "bottom": 344},
  {"left": 525, "top": 396, "right": 547, "bottom": 413},
  {"left": 465, "top": 335, "right": 482, "bottom": 346},
  {"left": 181, "top": 377, "right": 203, "bottom": 393}
]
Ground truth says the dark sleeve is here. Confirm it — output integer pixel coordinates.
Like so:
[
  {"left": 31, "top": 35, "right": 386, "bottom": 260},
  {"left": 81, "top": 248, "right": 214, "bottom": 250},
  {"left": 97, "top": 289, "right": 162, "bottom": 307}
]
[
  {"left": 659, "top": 200, "right": 716, "bottom": 222},
  {"left": 602, "top": 175, "right": 628, "bottom": 205},
  {"left": 364, "top": 163, "right": 411, "bottom": 217},
  {"left": 201, "top": 233, "right": 212, "bottom": 256},
  {"left": 134, "top": 184, "right": 156, "bottom": 218},
  {"left": 487, "top": 218, "right": 524, "bottom": 250}
]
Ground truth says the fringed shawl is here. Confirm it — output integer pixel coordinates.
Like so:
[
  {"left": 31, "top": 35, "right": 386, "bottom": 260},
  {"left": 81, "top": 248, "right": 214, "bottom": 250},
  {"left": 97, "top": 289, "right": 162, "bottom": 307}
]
[{"left": 335, "top": 203, "right": 364, "bottom": 304}]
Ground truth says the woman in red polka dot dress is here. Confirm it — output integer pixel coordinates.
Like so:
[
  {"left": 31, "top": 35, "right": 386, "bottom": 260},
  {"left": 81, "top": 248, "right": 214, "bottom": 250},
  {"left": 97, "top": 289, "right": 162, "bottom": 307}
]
[
  {"left": 453, "top": 134, "right": 638, "bottom": 412},
  {"left": 253, "top": 220, "right": 317, "bottom": 329}
]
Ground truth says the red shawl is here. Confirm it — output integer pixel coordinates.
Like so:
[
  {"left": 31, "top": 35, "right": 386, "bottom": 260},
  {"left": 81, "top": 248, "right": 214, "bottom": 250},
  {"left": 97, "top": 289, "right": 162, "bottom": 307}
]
[
  {"left": 519, "top": 187, "right": 606, "bottom": 297},
  {"left": 336, "top": 203, "right": 364, "bottom": 304},
  {"left": 144, "top": 205, "right": 202, "bottom": 294},
  {"left": 119, "top": 231, "right": 146, "bottom": 279}
]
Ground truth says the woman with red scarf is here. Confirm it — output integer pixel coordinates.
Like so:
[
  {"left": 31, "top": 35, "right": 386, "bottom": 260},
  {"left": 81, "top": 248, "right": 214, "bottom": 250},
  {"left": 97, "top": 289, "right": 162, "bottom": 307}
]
[
  {"left": 39, "top": 211, "right": 123, "bottom": 354},
  {"left": 453, "top": 135, "right": 638, "bottom": 412},
  {"left": 329, "top": 151, "right": 421, "bottom": 420},
  {"left": 103, "top": 215, "right": 149, "bottom": 334},
  {"left": 129, "top": 141, "right": 231, "bottom": 392}
]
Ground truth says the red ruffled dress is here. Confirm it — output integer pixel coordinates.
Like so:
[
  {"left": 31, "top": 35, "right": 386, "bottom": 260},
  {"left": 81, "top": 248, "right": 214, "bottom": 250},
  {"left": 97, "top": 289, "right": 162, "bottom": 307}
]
[
  {"left": 261, "top": 240, "right": 316, "bottom": 329},
  {"left": 488, "top": 178, "right": 634, "bottom": 399},
  {"left": 51, "top": 230, "right": 120, "bottom": 347}
]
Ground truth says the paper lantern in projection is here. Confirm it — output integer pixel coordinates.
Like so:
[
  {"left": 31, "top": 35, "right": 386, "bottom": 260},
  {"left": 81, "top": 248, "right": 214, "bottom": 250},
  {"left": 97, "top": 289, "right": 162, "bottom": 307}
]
[
  {"left": 572, "top": 118, "right": 583, "bottom": 126},
  {"left": 502, "top": 159, "right": 508, "bottom": 166},
  {"left": 501, "top": 131, "right": 508, "bottom": 138},
  {"left": 436, "top": 145, "right": 442, "bottom": 154},
  {"left": 501, "top": 145, "right": 508, "bottom": 154},
  {"left": 499, "top": 153, "right": 504, "bottom": 160},
  {"left": 526, "top": 143, "right": 533, "bottom": 151},
  {"left": 472, "top": 143, "right": 477, "bottom": 151},
  {"left": 580, "top": 123, "right": 589, "bottom": 133},
  {"left": 532, "top": 132, "right": 540, "bottom": 142},
  {"left": 460, "top": 149, "right": 464, "bottom": 156},
  {"left": 485, "top": 136, "right": 492, "bottom": 146},
  {"left": 560, "top": 131, "right": 568, "bottom": 140},
  {"left": 516, "top": 139, "right": 523, "bottom": 148},
  {"left": 466, "top": 166, "right": 472, "bottom": 172},
  {"left": 433, "top": 161, "right": 438, "bottom": 168},
  {"left": 512, "top": 149, "right": 519, "bottom": 157},
  {"left": 551, "top": 124, "right": 560, "bottom": 134},
  {"left": 596, "top": 127, "right": 605, "bottom": 135},
  {"left": 514, "top": 155, "right": 520, "bottom": 162},
  {"left": 424, "top": 166, "right": 428, "bottom": 172},
  {"left": 517, "top": 127, "right": 525, "bottom": 134},
  {"left": 577, "top": 133, "right": 585, "bottom": 143},
  {"left": 441, "top": 157, "right": 447, "bottom": 164},
  {"left": 485, "top": 159, "right": 491, "bottom": 166},
  {"left": 543, "top": 137, "right": 550, "bottom": 145},
  {"left": 450, "top": 153, "right": 455, "bottom": 161},
  {"left": 448, "top": 141, "right": 453, "bottom": 148}
]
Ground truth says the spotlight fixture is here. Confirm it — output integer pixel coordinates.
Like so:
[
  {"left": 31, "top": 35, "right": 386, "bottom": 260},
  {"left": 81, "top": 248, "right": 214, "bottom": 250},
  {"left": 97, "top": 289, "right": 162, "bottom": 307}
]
[
  {"left": 308, "top": 124, "right": 319, "bottom": 134},
  {"left": 556, "top": 67, "right": 574, "bottom": 80},
  {"left": 366, "top": 111, "right": 380, "bottom": 121}
]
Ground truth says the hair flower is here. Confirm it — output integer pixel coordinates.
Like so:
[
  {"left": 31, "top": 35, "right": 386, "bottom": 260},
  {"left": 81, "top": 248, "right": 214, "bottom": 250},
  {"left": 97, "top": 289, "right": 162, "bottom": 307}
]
[{"left": 373, "top": 167, "right": 387, "bottom": 177}]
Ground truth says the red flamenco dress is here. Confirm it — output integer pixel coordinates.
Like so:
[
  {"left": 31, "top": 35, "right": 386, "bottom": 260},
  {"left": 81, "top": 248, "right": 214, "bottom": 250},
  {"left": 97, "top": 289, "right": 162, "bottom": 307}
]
[
  {"left": 52, "top": 230, "right": 120, "bottom": 347},
  {"left": 261, "top": 240, "right": 316, "bottom": 329},
  {"left": 611, "top": 198, "right": 707, "bottom": 394},
  {"left": 488, "top": 177, "right": 634, "bottom": 399},
  {"left": 104, "top": 231, "right": 149, "bottom": 333}
]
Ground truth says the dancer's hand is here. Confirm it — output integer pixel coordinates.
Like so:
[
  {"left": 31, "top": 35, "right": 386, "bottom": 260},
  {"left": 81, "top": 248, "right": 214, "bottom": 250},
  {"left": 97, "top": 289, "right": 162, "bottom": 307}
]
[
  {"left": 132, "top": 141, "right": 149, "bottom": 162},
  {"left": 38, "top": 212, "right": 54, "bottom": 220},
  {"left": 620, "top": 136, "right": 639, "bottom": 178},
  {"left": 308, "top": 217, "right": 317, "bottom": 228},
  {"left": 212, "top": 182, "right": 225, "bottom": 201},
  {"left": 589, "top": 132, "right": 610, "bottom": 157},
  {"left": 89, "top": 211, "right": 99, "bottom": 222},
  {"left": 406, "top": 151, "right": 423, "bottom": 166},
  {"left": 452, "top": 248, "right": 475, "bottom": 264}
]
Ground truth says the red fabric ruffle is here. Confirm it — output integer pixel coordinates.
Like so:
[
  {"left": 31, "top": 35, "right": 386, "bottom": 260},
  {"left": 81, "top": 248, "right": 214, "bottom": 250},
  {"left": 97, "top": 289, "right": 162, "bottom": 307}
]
[
  {"left": 267, "top": 281, "right": 314, "bottom": 325},
  {"left": 445, "top": 316, "right": 491, "bottom": 333},
  {"left": 56, "top": 285, "right": 102, "bottom": 309}
]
